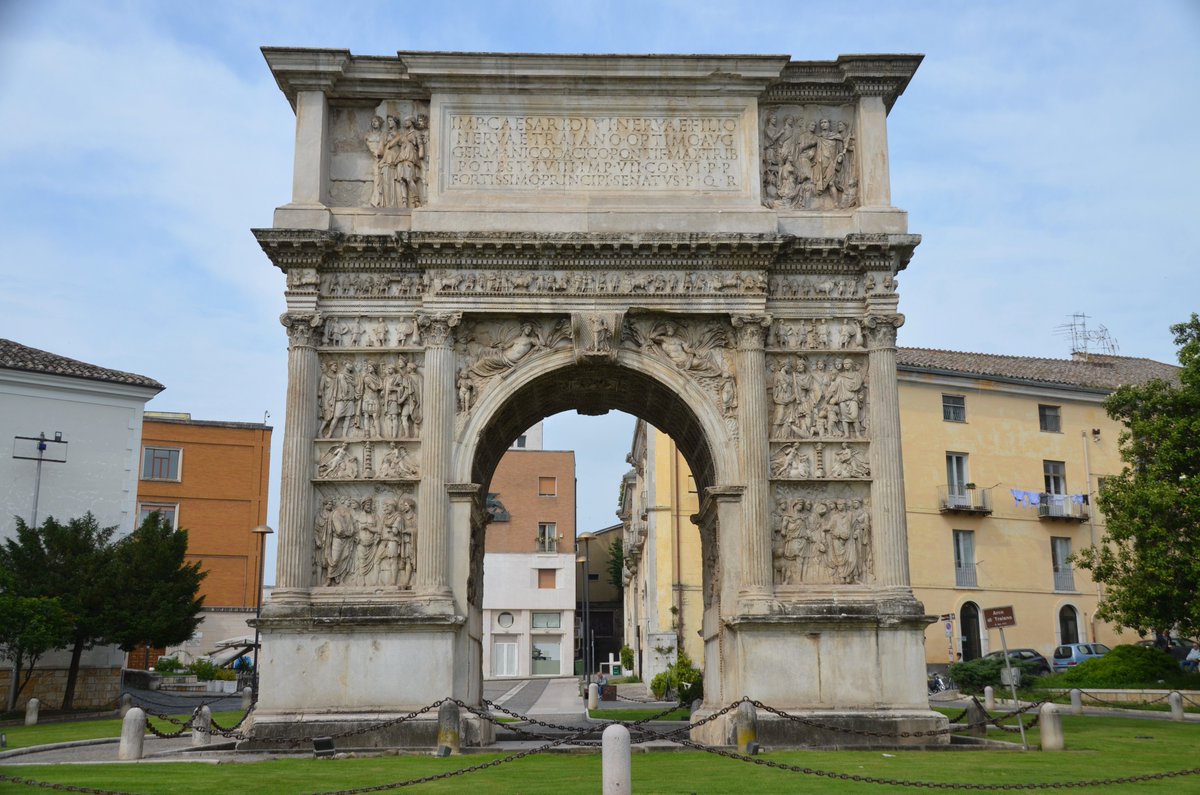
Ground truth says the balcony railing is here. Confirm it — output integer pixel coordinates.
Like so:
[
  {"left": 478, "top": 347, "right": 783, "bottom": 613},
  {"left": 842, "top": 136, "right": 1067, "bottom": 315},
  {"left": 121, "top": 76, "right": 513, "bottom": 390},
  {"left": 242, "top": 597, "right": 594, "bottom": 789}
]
[
  {"left": 535, "top": 537, "right": 558, "bottom": 553},
  {"left": 1053, "top": 568, "right": 1076, "bottom": 592},
  {"left": 1038, "top": 493, "right": 1089, "bottom": 521},
  {"left": 955, "top": 566, "right": 978, "bottom": 588},
  {"left": 938, "top": 486, "right": 992, "bottom": 515}
]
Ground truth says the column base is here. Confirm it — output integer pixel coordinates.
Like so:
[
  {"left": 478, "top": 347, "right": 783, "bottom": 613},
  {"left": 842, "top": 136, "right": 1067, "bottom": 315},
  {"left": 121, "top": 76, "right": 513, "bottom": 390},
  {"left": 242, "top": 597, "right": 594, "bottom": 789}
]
[
  {"left": 690, "top": 708, "right": 948, "bottom": 748},
  {"left": 241, "top": 711, "right": 495, "bottom": 750}
]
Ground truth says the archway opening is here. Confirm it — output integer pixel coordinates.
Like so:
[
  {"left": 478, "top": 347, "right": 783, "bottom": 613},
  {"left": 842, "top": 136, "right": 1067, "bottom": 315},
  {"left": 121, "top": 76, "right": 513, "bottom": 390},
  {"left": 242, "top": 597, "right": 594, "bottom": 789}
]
[
  {"left": 960, "top": 602, "right": 982, "bottom": 661},
  {"left": 1058, "top": 605, "right": 1080, "bottom": 645}
]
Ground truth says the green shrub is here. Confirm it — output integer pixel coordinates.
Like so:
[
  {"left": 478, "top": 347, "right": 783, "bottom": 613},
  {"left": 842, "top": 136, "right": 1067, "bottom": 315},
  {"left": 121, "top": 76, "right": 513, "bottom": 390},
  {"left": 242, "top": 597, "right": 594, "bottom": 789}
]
[
  {"left": 650, "top": 672, "right": 670, "bottom": 699},
  {"left": 1049, "top": 644, "right": 1183, "bottom": 688},
  {"left": 620, "top": 645, "right": 635, "bottom": 672},
  {"left": 649, "top": 650, "right": 704, "bottom": 702},
  {"left": 153, "top": 657, "right": 182, "bottom": 674},
  {"left": 949, "top": 656, "right": 1041, "bottom": 694},
  {"left": 187, "top": 659, "right": 221, "bottom": 681}
]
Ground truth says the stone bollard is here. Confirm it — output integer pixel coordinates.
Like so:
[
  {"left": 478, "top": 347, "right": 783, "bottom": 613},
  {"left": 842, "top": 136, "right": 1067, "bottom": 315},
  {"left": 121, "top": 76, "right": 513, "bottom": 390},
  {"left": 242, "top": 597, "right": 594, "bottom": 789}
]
[
  {"left": 192, "top": 705, "right": 212, "bottom": 747},
  {"left": 241, "top": 686, "right": 253, "bottom": 711},
  {"left": 1039, "top": 703, "right": 1063, "bottom": 751},
  {"left": 984, "top": 686, "right": 995, "bottom": 712},
  {"left": 119, "top": 693, "right": 133, "bottom": 718},
  {"left": 602, "top": 723, "right": 631, "bottom": 794},
  {"left": 118, "top": 708, "right": 147, "bottom": 760},
  {"left": 1070, "top": 689, "right": 1083, "bottom": 716},
  {"left": 964, "top": 697, "right": 988, "bottom": 737},
  {"left": 1169, "top": 692, "right": 1184, "bottom": 722},
  {"left": 436, "top": 700, "right": 461, "bottom": 755},
  {"left": 588, "top": 682, "right": 600, "bottom": 711},
  {"left": 24, "top": 698, "right": 40, "bottom": 726},
  {"left": 735, "top": 700, "right": 758, "bottom": 753}
]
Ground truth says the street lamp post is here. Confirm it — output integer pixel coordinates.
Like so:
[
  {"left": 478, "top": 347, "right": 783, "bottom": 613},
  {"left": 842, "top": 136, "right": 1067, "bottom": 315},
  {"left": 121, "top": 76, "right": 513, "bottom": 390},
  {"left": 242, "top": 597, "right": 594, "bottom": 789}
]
[
  {"left": 577, "top": 532, "right": 595, "bottom": 681},
  {"left": 250, "top": 524, "right": 273, "bottom": 701}
]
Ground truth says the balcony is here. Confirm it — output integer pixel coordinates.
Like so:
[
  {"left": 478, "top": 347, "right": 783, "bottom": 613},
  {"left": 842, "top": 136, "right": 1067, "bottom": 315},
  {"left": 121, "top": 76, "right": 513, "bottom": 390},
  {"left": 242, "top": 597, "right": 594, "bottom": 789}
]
[
  {"left": 1038, "top": 494, "right": 1089, "bottom": 522},
  {"left": 955, "top": 566, "right": 978, "bottom": 588},
  {"left": 1053, "top": 568, "right": 1076, "bottom": 592},
  {"left": 938, "top": 486, "right": 992, "bottom": 515}
]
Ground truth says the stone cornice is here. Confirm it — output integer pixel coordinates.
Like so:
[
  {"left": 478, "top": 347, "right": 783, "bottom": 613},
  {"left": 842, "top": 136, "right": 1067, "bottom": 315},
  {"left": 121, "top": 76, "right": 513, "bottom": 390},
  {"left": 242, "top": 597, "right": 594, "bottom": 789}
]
[
  {"left": 765, "top": 54, "right": 923, "bottom": 112},
  {"left": 253, "top": 229, "right": 921, "bottom": 272}
]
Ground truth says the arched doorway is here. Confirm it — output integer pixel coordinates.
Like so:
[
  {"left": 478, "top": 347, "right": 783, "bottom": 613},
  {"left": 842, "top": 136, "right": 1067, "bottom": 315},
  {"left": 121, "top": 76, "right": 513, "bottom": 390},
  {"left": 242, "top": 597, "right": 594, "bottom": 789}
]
[
  {"left": 960, "top": 601, "right": 982, "bottom": 661},
  {"left": 1058, "top": 605, "right": 1080, "bottom": 645}
]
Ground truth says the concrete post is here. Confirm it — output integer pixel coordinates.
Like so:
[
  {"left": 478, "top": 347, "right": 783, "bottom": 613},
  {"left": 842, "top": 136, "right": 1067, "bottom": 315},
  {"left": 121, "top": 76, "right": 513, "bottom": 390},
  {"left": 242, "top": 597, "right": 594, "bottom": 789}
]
[
  {"left": 118, "top": 708, "right": 147, "bottom": 760},
  {"left": 983, "top": 686, "right": 994, "bottom": 712},
  {"left": 588, "top": 683, "right": 600, "bottom": 711},
  {"left": 437, "top": 700, "right": 462, "bottom": 754},
  {"left": 24, "top": 698, "right": 39, "bottom": 726},
  {"left": 1039, "top": 703, "right": 1063, "bottom": 751},
  {"left": 242, "top": 687, "right": 253, "bottom": 711},
  {"left": 1169, "top": 691, "right": 1184, "bottom": 721},
  {"left": 192, "top": 705, "right": 212, "bottom": 747},
  {"left": 1070, "top": 689, "right": 1083, "bottom": 716},
  {"left": 735, "top": 700, "right": 757, "bottom": 753},
  {"left": 602, "top": 723, "right": 631, "bottom": 794},
  {"left": 119, "top": 693, "right": 133, "bottom": 718}
]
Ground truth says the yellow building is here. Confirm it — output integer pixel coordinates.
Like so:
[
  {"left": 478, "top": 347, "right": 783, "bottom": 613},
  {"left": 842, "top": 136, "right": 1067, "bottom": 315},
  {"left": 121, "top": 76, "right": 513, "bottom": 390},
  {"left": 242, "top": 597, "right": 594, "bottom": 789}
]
[{"left": 622, "top": 349, "right": 1178, "bottom": 675}]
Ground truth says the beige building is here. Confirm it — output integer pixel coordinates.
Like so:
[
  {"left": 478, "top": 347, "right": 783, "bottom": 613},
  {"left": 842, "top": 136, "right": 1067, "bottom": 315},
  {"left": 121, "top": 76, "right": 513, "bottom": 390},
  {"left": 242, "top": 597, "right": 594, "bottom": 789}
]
[{"left": 623, "top": 349, "right": 1178, "bottom": 673}]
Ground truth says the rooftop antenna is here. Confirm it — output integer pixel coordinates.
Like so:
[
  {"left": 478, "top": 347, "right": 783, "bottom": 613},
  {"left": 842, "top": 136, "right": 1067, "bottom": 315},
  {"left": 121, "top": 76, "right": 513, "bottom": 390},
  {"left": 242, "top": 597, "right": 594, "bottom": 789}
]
[{"left": 1055, "top": 313, "right": 1119, "bottom": 358}]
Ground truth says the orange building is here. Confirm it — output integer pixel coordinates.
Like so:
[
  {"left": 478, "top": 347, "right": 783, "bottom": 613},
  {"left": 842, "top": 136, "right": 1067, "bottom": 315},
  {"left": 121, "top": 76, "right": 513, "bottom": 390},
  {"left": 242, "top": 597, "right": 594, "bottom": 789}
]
[{"left": 131, "top": 412, "right": 272, "bottom": 667}]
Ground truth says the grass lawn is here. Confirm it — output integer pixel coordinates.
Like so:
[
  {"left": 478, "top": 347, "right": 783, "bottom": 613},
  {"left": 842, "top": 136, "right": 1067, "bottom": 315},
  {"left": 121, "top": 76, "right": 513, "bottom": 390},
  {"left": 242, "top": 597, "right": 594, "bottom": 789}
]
[
  {"left": 0, "top": 712, "right": 245, "bottom": 750},
  {"left": 1, "top": 715, "right": 1197, "bottom": 794},
  {"left": 587, "top": 706, "right": 690, "bottom": 721}
]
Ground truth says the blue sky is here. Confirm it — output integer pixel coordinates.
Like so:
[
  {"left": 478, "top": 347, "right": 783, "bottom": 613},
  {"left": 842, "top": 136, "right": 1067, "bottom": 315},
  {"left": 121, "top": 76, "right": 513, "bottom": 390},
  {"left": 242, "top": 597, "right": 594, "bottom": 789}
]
[{"left": 2, "top": 1, "right": 1197, "bottom": 581}]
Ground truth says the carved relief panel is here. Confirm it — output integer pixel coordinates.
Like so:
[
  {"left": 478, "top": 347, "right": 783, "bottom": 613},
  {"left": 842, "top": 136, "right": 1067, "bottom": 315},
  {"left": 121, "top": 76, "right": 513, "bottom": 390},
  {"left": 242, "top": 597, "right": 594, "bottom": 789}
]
[
  {"left": 760, "top": 105, "right": 858, "bottom": 211},
  {"left": 430, "top": 269, "right": 766, "bottom": 298},
  {"left": 622, "top": 315, "right": 738, "bottom": 421},
  {"left": 453, "top": 315, "right": 573, "bottom": 422},
  {"left": 317, "top": 353, "right": 423, "bottom": 441},
  {"left": 767, "top": 353, "right": 868, "bottom": 441},
  {"left": 327, "top": 101, "right": 431, "bottom": 209},
  {"left": 772, "top": 483, "right": 872, "bottom": 587},
  {"left": 319, "top": 272, "right": 426, "bottom": 298},
  {"left": 313, "top": 484, "right": 419, "bottom": 590}
]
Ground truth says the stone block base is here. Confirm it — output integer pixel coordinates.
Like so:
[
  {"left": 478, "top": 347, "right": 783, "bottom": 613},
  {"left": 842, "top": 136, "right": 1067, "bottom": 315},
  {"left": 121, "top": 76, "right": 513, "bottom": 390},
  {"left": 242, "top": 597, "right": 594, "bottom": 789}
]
[
  {"left": 240, "top": 711, "right": 495, "bottom": 751},
  {"left": 690, "top": 708, "right": 949, "bottom": 749}
]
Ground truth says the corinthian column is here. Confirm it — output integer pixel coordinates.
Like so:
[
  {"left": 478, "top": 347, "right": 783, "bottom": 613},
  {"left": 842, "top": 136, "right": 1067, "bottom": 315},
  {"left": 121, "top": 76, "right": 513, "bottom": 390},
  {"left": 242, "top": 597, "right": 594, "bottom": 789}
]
[
  {"left": 731, "top": 314, "right": 773, "bottom": 602},
  {"left": 415, "top": 312, "right": 461, "bottom": 599},
  {"left": 864, "top": 312, "right": 909, "bottom": 589},
  {"left": 275, "top": 311, "right": 322, "bottom": 600}
]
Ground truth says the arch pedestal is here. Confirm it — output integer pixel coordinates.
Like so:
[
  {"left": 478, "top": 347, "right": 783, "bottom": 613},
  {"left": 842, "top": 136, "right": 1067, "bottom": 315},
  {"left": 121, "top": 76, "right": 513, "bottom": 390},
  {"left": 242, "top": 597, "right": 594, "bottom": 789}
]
[{"left": 250, "top": 49, "right": 945, "bottom": 747}]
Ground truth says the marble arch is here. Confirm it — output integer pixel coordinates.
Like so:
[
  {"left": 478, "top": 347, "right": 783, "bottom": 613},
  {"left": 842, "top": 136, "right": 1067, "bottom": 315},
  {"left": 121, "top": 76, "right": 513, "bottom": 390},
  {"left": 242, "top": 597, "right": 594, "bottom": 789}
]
[{"left": 251, "top": 49, "right": 945, "bottom": 747}]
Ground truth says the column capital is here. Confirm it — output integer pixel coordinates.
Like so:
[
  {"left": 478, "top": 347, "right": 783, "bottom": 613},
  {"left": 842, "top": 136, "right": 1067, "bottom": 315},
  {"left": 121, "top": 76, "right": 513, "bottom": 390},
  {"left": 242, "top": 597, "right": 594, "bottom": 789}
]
[
  {"left": 731, "top": 314, "right": 772, "bottom": 351},
  {"left": 417, "top": 312, "right": 462, "bottom": 348},
  {"left": 863, "top": 312, "right": 905, "bottom": 348},
  {"left": 280, "top": 311, "right": 323, "bottom": 348}
]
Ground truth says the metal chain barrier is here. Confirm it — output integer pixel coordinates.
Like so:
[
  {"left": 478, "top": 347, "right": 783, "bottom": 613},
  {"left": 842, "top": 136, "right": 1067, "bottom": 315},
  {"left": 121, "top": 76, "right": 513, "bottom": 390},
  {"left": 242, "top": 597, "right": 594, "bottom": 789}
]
[
  {"left": 1182, "top": 694, "right": 1200, "bottom": 708},
  {"left": 209, "top": 703, "right": 255, "bottom": 733},
  {"left": 1074, "top": 689, "right": 1171, "bottom": 709},
  {"left": 0, "top": 775, "right": 144, "bottom": 795}
]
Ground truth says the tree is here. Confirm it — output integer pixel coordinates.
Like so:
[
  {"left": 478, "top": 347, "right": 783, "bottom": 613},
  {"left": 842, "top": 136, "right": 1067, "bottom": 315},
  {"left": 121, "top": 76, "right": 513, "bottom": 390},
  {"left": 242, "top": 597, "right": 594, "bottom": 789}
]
[
  {"left": 0, "top": 595, "right": 72, "bottom": 711},
  {"left": 0, "top": 512, "right": 206, "bottom": 710},
  {"left": 606, "top": 536, "right": 625, "bottom": 591},
  {"left": 1073, "top": 314, "right": 1200, "bottom": 638}
]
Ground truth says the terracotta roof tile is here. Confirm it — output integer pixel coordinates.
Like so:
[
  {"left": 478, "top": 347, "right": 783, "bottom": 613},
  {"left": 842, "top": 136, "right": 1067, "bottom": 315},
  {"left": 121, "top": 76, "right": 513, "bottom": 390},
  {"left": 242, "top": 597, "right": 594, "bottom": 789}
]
[
  {"left": 897, "top": 347, "right": 1178, "bottom": 391},
  {"left": 0, "top": 339, "right": 164, "bottom": 391}
]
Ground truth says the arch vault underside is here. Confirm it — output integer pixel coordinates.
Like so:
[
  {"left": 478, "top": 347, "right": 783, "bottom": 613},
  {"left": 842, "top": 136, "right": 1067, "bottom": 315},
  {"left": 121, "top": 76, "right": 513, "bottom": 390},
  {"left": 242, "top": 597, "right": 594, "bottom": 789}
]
[{"left": 249, "top": 49, "right": 946, "bottom": 747}]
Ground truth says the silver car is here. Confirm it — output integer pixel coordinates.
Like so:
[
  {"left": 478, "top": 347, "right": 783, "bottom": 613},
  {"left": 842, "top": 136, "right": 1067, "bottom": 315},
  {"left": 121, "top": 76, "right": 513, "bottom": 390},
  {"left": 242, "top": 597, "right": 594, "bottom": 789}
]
[{"left": 1051, "top": 643, "right": 1111, "bottom": 672}]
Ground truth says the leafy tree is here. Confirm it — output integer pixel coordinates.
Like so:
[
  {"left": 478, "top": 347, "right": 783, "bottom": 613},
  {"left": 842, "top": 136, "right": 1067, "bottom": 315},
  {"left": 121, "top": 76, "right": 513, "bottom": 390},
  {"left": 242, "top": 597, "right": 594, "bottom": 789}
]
[
  {"left": 0, "top": 512, "right": 206, "bottom": 710},
  {"left": 1073, "top": 314, "right": 1200, "bottom": 638},
  {"left": 606, "top": 536, "right": 625, "bottom": 591},
  {"left": 0, "top": 595, "right": 73, "bottom": 710}
]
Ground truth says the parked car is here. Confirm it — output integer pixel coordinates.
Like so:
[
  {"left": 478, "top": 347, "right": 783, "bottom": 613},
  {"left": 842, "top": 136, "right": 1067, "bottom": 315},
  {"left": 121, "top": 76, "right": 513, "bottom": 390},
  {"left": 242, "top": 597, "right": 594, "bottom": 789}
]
[
  {"left": 1136, "top": 637, "right": 1197, "bottom": 664},
  {"left": 1051, "top": 643, "right": 1111, "bottom": 672},
  {"left": 984, "top": 648, "right": 1051, "bottom": 675}
]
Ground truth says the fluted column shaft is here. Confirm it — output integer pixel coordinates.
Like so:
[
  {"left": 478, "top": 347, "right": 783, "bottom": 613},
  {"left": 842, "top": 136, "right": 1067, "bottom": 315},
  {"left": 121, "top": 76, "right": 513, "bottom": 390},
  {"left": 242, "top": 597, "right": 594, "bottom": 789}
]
[
  {"left": 276, "top": 312, "right": 322, "bottom": 595},
  {"left": 732, "top": 315, "right": 773, "bottom": 598},
  {"left": 415, "top": 313, "right": 460, "bottom": 598},
  {"left": 865, "top": 313, "right": 910, "bottom": 588}
]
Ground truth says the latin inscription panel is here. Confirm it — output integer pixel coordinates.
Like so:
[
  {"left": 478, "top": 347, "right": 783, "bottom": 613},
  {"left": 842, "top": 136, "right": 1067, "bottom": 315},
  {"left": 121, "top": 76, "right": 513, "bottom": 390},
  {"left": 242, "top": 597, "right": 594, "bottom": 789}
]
[{"left": 441, "top": 108, "right": 748, "bottom": 193}]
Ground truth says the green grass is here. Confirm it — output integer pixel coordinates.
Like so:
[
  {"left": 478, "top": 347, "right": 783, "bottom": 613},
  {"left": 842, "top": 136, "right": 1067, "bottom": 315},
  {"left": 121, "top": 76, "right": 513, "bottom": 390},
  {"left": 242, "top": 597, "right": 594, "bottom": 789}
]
[
  {"left": 588, "top": 706, "right": 690, "bottom": 721},
  {"left": 1, "top": 711, "right": 245, "bottom": 750},
  {"left": 1, "top": 715, "right": 1197, "bottom": 793}
]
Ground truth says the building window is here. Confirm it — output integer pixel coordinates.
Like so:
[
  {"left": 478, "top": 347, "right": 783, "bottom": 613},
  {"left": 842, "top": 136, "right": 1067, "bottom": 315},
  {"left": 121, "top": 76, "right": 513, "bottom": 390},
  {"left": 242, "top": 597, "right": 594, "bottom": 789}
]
[
  {"left": 1044, "top": 460, "right": 1067, "bottom": 495},
  {"left": 946, "top": 453, "right": 970, "bottom": 507},
  {"left": 537, "top": 522, "right": 557, "bottom": 553},
  {"left": 1052, "top": 537, "right": 1075, "bottom": 591},
  {"left": 493, "top": 637, "right": 518, "bottom": 676},
  {"left": 141, "top": 447, "right": 181, "bottom": 481},
  {"left": 537, "top": 568, "right": 556, "bottom": 589},
  {"left": 942, "top": 394, "right": 966, "bottom": 423},
  {"left": 496, "top": 611, "right": 514, "bottom": 628},
  {"left": 953, "top": 529, "right": 977, "bottom": 588},
  {"left": 532, "top": 611, "right": 561, "bottom": 629},
  {"left": 531, "top": 636, "right": 561, "bottom": 675},
  {"left": 513, "top": 435, "right": 527, "bottom": 449},
  {"left": 137, "top": 503, "right": 178, "bottom": 529},
  {"left": 1039, "top": 404, "right": 1062, "bottom": 433},
  {"left": 538, "top": 477, "right": 557, "bottom": 496}
]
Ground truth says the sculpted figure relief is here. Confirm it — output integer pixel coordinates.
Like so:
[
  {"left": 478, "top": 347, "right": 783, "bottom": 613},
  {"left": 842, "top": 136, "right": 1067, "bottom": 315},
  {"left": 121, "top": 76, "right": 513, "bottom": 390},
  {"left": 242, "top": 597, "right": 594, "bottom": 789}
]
[
  {"left": 319, "top": 273, "right": 425, "bottom": 299},
  {"left": 431, "top": 269, "right": 766, "bottom": 297},
  {"left": 761, "top": 107, "right": 857, "bottom": 211},
  {"left": 768, "top": 275, "right": 863, "bottom": 300},
  {"left": 769, "top": 354, "right": 868, "bottom": 440},
  {"left": 370, "top": 115, "right": 425, "bottom": 209},
  {"left": 318, "top": 355, "right": 422, "bottom": 440},
  {"left": 315, "top": 488, "right": 417, "bottom": 588},
  {"left": 458, "top": 317, "right": 572, "bottom": 385},
  {"left": 377, "top": 442, "right": 419, "bottom": 479},
  {"left": 773, "top": 491, "right": 873, "bottom": 585}
]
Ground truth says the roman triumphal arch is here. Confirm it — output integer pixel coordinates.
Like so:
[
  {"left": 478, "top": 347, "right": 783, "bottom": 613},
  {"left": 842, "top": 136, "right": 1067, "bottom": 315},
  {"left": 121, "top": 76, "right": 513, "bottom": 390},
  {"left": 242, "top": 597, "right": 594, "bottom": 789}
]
[{"left": 251, "top": 49, "right": 945, "bottom": 746}]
